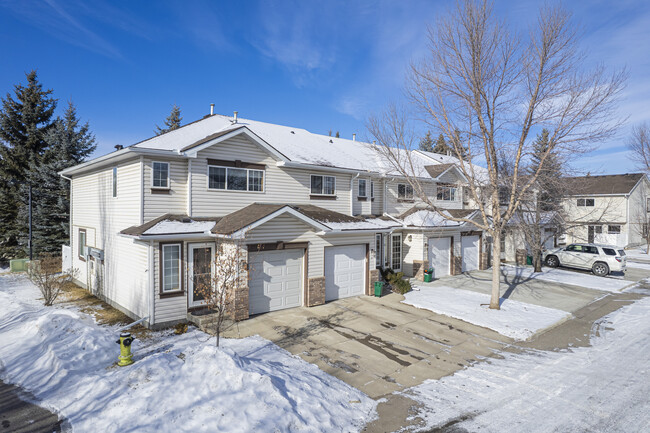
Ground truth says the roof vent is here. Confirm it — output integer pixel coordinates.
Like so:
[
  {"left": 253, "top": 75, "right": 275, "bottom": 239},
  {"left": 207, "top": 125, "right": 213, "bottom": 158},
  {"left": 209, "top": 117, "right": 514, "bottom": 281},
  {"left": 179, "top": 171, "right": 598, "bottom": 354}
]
[
  {"left": 233, "top": 111, "right": 238, "bottom": 124},
  {"left": 114, "top": 144, "right": 123, "bottom": 151},
  {"left": 290, "top": 130, "right": 295, "bottom": 134},
  {"left": 330, "top": 139, "right": 333, "bottom": 143},
  {"left": 182, "top": 217, "right": 192, "bottom": 223},
  {"left": 210, "top": 103, "right": 214, "bottom": 115},
  {"left": 352, "top": 133, "right": 356, "bottom": 141}
]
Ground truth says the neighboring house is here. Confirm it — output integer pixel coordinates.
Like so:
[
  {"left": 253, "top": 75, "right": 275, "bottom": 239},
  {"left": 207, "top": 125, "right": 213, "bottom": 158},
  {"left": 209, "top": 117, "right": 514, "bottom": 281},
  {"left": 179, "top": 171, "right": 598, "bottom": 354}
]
[
  {"left": 562, "top": 173, "right": 650, "bottom": 248},
  {"left": 60, "top": 113, "right": 486, "bottom": 328}
]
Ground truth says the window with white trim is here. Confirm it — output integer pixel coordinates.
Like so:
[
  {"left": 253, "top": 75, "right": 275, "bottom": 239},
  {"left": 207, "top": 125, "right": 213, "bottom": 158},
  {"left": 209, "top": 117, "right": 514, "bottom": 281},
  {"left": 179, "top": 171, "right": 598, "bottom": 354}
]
[
  {"left": 397, "top": 184, "right": 413, "bottom": 200},
  {"left": 310, "top": 175, "right": 336, "bottom": 195},
  {"left": 208, "top": 165, "right": 264, "bottom": 192},
  {"left": 162, "top": 243, "right": 182, "bottom": 292},
  {"left": 375, "top": 233, "right": 382, "bottom": 267},
  {"left": 608, "top": 225, "right": 621, "bottom": 234},
  {"left": 577, "top": 198, "right": 595, "bottom": 207},
  {"left": 436, "top": 184, "right": 457, "bottom": 201},
  {"left": 152, "top": 162, "right": 169, "bottom": 188},
  {"left": 78, "top": 229, "right": 87, "bottom": 259},
  {"left": 371, "top": 181, "right": 375, "bottom": 199},
  {"left": 647, "top": 197, "right": 650, "bottom": 212},
  {"left": 112, "top": 167, "right": 117, "bottom": 197},
  {"left": 358, "top": 179, "right": 367, "bottom": 198},
  {"left": 391, "top": 233, "right": 402, "bottom": 270}
]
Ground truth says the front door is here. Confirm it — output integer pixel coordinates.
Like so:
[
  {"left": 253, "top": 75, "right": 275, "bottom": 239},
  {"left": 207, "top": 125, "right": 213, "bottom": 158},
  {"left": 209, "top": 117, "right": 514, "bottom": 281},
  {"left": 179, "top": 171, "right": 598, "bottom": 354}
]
[{"left": 188, "top": 243, "right": 214, "bottom": 308}]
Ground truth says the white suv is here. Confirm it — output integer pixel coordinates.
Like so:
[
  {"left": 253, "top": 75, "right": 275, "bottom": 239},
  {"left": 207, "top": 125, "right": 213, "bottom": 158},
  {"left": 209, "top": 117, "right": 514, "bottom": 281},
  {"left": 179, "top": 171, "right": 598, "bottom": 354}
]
[{"left": 543, "top": 243, "right": 627, "bottom": 276}]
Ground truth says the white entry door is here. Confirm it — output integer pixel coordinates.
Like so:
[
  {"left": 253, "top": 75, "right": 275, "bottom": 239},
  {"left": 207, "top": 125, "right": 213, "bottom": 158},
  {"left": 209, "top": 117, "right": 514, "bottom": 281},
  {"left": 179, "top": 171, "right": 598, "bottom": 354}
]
[
  {"left": 428, "top": 237, "right": 451, "bottom": 278},
  {"left": 461, "top": 235, "right": 480, "bottom": 272},
  {"left": 249, "top": 249, "right": 303, "bottom": 315},
  {"left": 325, "top": 245, "right": 366, "bottom": 301},
  {"left": 188, "top": 243, "right": 215, "bottom": 308}
]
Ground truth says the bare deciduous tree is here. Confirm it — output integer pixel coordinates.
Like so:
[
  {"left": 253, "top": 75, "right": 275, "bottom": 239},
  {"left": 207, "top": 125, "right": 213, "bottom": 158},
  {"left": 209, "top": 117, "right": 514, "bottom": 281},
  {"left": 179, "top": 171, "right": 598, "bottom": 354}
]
[
  {"left": 194, "top": 238, "right": 248, "bottom": 347},
  {"left": 628, "top": 122, "right": 650, "bottom": 172},
  {"left": 368, "top": 0, "right": 626, "bottom": 309},
  {"left": 27, "top": 254, "right": 77, "bottom": 306}
]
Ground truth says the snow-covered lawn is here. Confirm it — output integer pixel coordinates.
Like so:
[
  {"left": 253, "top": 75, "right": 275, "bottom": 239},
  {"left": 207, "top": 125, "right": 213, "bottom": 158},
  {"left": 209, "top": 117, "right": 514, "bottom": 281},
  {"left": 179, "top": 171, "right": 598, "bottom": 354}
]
[
  {"left": 626, "top": 261, "right": 650, "bottom": 270},
  {"left": 403, "top": 285, "right": 570, "bottom": 340},
  {"left": 501, "top": 265, "right": 632, "bottom": 292},
  {"left": 406, "top": 294, "right": 650, "bottom": 432},
  {"left": 0, "top": 275, "right": 376, "bottom": 432},
  {"left": 624, "top": 246, "right": 650, "bottom": 260}
]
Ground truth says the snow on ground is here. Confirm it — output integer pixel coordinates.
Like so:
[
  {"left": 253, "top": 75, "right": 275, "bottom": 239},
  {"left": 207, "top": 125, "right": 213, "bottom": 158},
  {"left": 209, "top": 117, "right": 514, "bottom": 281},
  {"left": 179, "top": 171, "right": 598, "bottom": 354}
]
[
  {"left": 403, "top": 285, "right": 570, "bottom": 340},
  {"left": 624, "top": 246, "right": 650, "bottom": 260},
  {"left": 0, "top": 266, "right": 9, "bottom": 274},
  {"left": 501, "top": 265, "right": 632, "bottom": 292},
  {"left": 627, "top": 261, "right": 650, "bottom": 270},
  {"left": 0, "top": 274, "right": 376, "bottom": 432},
  {"left": 405, "top": 294, "right": 650, "bottom": 433}
]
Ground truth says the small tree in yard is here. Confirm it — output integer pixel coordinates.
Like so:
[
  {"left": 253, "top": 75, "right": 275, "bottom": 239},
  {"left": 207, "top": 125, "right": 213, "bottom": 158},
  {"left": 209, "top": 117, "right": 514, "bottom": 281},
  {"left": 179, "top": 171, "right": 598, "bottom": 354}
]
[
  {"left": 28, "top": 254, "right": 77, "bottom": 306},
  {"left": 368, "top": 0, "right": 626, "bottom": 309},
  {"left": 628, "top": 122, "right": 650, "bottom": 173},
  {"left": 194, "top": 238, "right": 248, "bottom": 347}
]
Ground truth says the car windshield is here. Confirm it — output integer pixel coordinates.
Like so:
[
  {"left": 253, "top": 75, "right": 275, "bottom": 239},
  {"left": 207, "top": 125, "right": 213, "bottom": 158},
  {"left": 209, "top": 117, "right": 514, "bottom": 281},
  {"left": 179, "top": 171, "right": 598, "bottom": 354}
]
[{"left": 603, "top": 248, "right": 616, "bottom": 256}]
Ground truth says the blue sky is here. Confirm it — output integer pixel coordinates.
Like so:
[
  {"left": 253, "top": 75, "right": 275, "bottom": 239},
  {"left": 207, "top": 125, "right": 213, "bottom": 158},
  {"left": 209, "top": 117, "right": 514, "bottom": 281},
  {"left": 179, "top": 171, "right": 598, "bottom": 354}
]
[{"left": 1, "top": 0, "right": 649, "bottom": 174}]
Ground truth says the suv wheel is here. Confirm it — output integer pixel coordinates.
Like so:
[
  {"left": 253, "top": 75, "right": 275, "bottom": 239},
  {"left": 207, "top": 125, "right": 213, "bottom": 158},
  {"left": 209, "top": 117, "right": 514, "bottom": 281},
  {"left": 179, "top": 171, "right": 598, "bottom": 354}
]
[
  {"left": 592, "top": 261, "right": 609, "bottom": 277},
  {"left": 545, "top": 255, "right": 559, "bottom": 268}
]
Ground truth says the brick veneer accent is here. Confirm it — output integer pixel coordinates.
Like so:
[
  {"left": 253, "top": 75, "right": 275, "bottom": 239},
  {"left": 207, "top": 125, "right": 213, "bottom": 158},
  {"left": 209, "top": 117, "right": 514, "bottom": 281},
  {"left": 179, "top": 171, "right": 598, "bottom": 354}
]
[
  {"left": 479, "top": 252, "right": 489, "bottom": 270},
  {"left": 233, "top": 283, "right": 249, "bottom": 321},
  {"left": 368, "top": 269, "right": 380, "bottom": 295},
  {"left": 451, "top": 256, "right": 462, "bottom": 275},
  {"left": 515, "top": 249, "right": 527, "bottom": 266},
  {"left": 413, "top": 259, "right": 429, "bottom": 281},
  {"left": 306, "top": 276, "right": 325, "bottom": 307}
]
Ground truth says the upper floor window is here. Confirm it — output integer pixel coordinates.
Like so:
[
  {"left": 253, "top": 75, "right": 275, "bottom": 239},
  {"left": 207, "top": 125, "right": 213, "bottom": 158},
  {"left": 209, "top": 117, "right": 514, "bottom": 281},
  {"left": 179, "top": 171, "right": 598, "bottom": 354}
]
[
  {"left": 437, "top": 184, "right": 457, "bottom": 201},
  {"left": 577, "top": 198, "right": 594, "bottom": 207},
  {"left": 112, "top": 167, "right": 117, "bottom": 197},
  {"left": 152, "top": 162, "right": 169, "bottom": 189},
  {"left": 358, "top": 179, "right": 367, "bottom": 198},
  {"left": 208, "top": 165, "right": 264, "bottom": 192},
  {"left": 646, "top": 197, "right": 650, "bottom": 212},
  {"left": 397, "top": 183, "right": 413, "bottom": 201},
  {"left": 608, "top": 225, "right": 621, "bottom": 234},
  {"left": 311, "top": 175, "right": 336, "bottom": 195}
]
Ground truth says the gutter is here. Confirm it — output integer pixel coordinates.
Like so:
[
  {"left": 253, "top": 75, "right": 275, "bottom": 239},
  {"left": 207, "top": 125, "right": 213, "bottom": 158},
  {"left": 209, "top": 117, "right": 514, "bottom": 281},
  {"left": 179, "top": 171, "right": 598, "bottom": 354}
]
[
  {"left": 277, "top": 160, "right": 375, "bottom": 176},
  {"left": 59, "top": 147, "right": 187, "bottom": 177},
  {"left": 118, "top": 231, "right": 216, "bottom": 242}
]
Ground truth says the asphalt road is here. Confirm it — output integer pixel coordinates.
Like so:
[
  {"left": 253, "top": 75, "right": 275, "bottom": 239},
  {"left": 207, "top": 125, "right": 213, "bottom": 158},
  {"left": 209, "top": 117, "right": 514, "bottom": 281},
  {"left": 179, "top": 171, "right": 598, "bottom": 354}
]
[{"left": 0, "top": 379, "right": 64, "bottom": 433}]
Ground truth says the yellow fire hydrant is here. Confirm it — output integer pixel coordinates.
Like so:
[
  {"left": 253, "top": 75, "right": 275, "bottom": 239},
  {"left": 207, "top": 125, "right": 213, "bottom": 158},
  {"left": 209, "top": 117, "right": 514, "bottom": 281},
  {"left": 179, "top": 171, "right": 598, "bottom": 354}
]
[{"left": 116, "top": 332, "right": 135, "bottom": 366}]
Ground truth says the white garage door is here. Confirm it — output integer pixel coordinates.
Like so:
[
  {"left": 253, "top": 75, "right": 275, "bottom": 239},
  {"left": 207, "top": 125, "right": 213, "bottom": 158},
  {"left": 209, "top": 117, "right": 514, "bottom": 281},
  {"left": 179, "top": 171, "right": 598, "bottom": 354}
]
[
  {"left": 428, "top": 237, "right": 451, "bottom": 278},
  {"left": 325, "top": 245, "right": 366, "bottom": 301},
  {"left": 249, "top": 249, "right": 303, "bottom": 315},
  {"left": 461, "top": 235, "right": 480, "bottom": 272}
]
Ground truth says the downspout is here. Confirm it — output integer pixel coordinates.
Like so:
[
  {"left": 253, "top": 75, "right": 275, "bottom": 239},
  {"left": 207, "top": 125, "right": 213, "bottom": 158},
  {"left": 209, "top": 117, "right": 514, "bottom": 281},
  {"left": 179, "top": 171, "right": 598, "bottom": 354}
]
[
  {"left": 139, "top": 156, "right": 144, "bottom": 224},
  {"left": 149, "top": 240, "right": 155, "bottom": 327},
  {"left": 350, "top": 173, "right": 360, "bottom": 216},
  {"left": 187, "top": 159, "right": 193, "bottom": 216}
]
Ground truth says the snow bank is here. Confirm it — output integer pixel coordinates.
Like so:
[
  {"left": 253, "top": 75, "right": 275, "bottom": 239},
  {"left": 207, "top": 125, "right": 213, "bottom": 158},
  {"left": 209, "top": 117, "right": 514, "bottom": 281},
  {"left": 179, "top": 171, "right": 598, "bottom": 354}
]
[
  {"left": 405, "top": 295, "right": 650, "bottom": 432},
  {"left": 0, "top": 275, "right": 376, "bottom": 432},
  {"left": 403, "top": 285, "right": 570, "bottom": 340},
  {"left": 501, "top": 265, "right": 632, "bottom": 292}
]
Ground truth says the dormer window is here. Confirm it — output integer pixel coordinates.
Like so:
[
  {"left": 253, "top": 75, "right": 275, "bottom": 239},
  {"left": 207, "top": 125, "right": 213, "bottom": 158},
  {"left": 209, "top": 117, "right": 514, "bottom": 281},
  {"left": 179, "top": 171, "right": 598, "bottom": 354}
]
[
  {"left": 152, "top": 162, "right": 169, "bottom": 189},
  {"left": 358, "top": 179, "right": 367, "bottom": 198},
  {"left": 436, "top": 184, "right": 457, "bottom": 201}
]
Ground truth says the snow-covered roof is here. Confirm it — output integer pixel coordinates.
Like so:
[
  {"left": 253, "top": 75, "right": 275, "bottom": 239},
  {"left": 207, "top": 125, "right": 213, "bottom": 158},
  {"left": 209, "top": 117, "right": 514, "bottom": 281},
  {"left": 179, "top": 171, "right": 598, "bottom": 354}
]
[
  {"left": 143, "top": 220, "right": 216, "bottom": 235},
  {"left": 402, "top": 210, "right": 466, "bottom": 228}
]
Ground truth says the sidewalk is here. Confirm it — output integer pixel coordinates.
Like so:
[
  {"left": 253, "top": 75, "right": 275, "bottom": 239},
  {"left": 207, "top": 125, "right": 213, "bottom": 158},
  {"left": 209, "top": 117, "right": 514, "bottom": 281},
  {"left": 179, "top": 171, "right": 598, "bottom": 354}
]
[{"left": 0, "top": 379, "right": 66, "bottom": 433}]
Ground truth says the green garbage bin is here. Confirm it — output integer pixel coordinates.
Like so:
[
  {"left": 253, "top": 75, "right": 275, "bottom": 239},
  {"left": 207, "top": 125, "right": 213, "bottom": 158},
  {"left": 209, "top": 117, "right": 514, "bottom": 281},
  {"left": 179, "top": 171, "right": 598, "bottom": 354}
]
[
  {"left": 374, "top": 281, "right": 383, "bottom": 297},
  {"left": 423, "top": 268, "right": 433, "bottom": 283},
  {"left": 526, "top": 255, "right": 533, "bottom": 266}
]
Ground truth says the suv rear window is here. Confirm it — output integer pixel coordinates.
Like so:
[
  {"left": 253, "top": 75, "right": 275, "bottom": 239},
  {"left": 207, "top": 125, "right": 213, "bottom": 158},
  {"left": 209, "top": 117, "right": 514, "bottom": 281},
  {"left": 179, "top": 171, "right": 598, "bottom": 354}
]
[
  {"left": 618, "top": 250, "right": 626, "bottom": 256},
  {"left": 603, "top": 248, "right": 617, "bottom": 256}
]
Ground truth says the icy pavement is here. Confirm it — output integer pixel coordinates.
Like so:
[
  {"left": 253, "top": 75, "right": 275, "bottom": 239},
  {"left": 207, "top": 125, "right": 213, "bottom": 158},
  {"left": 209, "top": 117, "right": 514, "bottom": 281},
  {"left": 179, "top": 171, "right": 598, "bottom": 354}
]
[
  {"left": 403, "top": 285, "right": 570, "bottom": 340},
  {"left": 501, "top": 265, "right": 632, "bottom": 292},
  {"left": 0, "top": 274, "right": 376, "bottom": 432},
  {"left": 405, "top": 294, "right": 650, "bottom": 432}
]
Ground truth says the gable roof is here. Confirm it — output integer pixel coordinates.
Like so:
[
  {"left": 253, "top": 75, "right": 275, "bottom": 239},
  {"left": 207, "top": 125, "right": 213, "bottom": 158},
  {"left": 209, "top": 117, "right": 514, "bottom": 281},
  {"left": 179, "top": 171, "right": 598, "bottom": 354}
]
[{"left": 565, "top": 173, "right": 646, "bottom": 195}]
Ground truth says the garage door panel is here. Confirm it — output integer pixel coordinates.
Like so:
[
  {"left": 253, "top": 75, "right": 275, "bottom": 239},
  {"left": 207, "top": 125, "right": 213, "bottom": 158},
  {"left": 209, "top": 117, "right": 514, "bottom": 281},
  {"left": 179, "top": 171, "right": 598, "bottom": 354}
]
[
  {"left": 461, "top": 235, "right": 480, "bottom": 272},
  {"left": 428, "top": 237, "right": 451, "bottom": 278},
  {"left": 249, "top": 249, "right": 303, "bottom": 315},
  {"left": 325, "top": 245, "right": 366, "bottom": 301}
]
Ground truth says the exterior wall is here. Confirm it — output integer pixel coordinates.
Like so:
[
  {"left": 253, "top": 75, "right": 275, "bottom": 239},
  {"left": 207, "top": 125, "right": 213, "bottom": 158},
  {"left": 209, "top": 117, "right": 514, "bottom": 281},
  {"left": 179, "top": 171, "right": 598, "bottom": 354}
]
[
  {"left": 352, "top": 176, "right": 374, "bottom": 216},
  {"left": 563, "top": 195, "right": 627, "bottom": 225},
  {"left": 190, "top": 135, "right": 353, "bottom": 217},
  {"left": 627, "top": 179, "right": 650, "bottom": 246},
  {"left": 402, "top": 231, "right": 425, "bottom": 277},
  {"left": 385, "top": 180, "right": 435, "bottom": 215},
  {"left": 371, "top": 179, "right": 384, "bottom": 215},
  {"left": 143, "top": 157, "right": 188, "bottom": 221},
  {"left": 70, "top": 158, "right": 149, "bottom": 320}
]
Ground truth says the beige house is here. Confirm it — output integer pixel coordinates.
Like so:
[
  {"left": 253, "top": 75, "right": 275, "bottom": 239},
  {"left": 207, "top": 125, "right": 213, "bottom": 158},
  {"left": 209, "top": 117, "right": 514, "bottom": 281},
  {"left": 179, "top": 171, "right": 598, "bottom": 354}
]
[
  {"left": 61, "top": 113, "right": 484, "bottom": 328},
  {"left": 562, "top": 173, "right": 650, "bottom": 248}
]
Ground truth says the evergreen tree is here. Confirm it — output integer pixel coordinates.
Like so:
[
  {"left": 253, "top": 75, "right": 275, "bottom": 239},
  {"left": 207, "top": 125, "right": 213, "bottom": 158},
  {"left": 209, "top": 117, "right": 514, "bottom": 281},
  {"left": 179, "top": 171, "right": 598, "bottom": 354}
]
[
  {"left": 335, "top": 131, "right": 340, "bottom": 138},
  {"left": 155, "top": 104, "right": 182, "bottom": 135},
  {"left": 530, "top": 128, "right": 562, "bottom": 210},
  {"left": 419, "top": 131, "right": 435, "bottom": 152},
  {"left": 432, "top": 133, "right": 449, "bottom": 154},
  {"left": 0, "top": 71, "right": 57, "bottom": 260},
  {"left": 27, "top": 102, "right": 96, "bottom": 255}
]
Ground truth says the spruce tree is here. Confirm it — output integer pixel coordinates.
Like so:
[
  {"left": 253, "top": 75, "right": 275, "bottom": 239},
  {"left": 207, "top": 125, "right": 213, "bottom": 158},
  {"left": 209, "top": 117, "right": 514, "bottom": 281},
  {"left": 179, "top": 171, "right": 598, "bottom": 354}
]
[
  {"left": 419, "top": 131, "right": 435, "bottom": 152},
  {"left": 27, "top": 102, "right": 96, "bottom": 255},
  {"left": 530, "top": 129, "right": 562, "bottom": 210},
  {"left": 432, "top": 133, "right": 449, "bottom": 154},
  {"left": 0, "top": 71, "right": 57, "bottom": 260},
  {"left": 155, "top": 104, "right": 182, "bottom": 135}
]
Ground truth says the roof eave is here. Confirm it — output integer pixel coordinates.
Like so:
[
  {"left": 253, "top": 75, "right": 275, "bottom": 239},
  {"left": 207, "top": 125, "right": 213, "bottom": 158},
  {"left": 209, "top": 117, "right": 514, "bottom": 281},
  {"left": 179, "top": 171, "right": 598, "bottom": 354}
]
[{"left": 59, "top": 147, "right": 186, "bottom": 177}]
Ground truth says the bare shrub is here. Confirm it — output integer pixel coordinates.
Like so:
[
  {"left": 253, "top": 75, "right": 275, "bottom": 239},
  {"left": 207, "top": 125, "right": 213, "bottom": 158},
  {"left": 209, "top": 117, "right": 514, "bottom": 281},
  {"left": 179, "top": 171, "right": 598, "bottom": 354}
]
[{"left": 28, "top": 254, "right": 77, "bottom": 306}]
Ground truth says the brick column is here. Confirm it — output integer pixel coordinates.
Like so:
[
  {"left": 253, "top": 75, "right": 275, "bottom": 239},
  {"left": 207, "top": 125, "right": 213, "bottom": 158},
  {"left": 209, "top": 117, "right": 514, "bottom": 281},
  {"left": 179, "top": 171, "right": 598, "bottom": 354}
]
[
  {"left": 515, "top": 249, "right": 527, "bottom": 266},
  {"left": 451, "top": 256, "right": 462, "bottom": 275},
  {"left": 479, "top": 253, "right": 489, "bottom": 270},
  {"left": 233, "top": 283, "right": 249, "bottom": 321},
  {"left": 306, "top": 276, "right": 325, "bottom": 307},
  {"left": 413, "top": 260, "right": 429, "bottom": 281},
  {"left": 368, "top": 269, "right": 380, "bottom": 295}
]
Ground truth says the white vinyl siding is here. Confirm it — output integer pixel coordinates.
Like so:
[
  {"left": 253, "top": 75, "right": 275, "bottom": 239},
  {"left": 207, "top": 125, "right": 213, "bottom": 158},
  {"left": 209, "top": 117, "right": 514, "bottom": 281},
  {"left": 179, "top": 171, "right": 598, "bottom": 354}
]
[
  {"left": 191, "top": 135, "right": 352, "bottom": 216},
  {"left": 143, "top": 158, "right": 187, "bottom": 221},
  {"left": 70, "top": 159, "right": 149, "bottom": 320}
]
